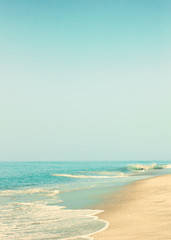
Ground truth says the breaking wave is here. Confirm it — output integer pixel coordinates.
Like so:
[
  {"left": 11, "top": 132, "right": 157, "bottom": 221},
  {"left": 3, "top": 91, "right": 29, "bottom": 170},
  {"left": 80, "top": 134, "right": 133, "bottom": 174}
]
[
  {"left": 51, "top": 163, "right": 171, "bottom": 180},
  {"left": 52, "top": 173, "right": 126, "bottom": 179},
  {"left": 0, "top": 188, "right": 60, "bottom": 197},
  {"left": 0, "top": 201, "right": 107, "bottom": 240},
  {"left": 0, "top": 184, "right": 108, "bottom": 240},
  {"left": 127, "top": 163, "right": 171, "bottom": 171}
]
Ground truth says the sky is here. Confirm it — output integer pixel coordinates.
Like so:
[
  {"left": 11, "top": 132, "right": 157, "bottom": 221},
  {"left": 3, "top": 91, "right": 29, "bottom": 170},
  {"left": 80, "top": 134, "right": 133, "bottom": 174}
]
[{"left": 0, "top": 0, "right": 171, "bottom": 161}]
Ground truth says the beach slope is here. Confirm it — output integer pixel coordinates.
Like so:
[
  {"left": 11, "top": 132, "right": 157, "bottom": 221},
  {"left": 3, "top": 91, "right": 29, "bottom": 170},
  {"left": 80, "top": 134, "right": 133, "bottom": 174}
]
[{"left": 92, "top": 174, "right": 171, "bottom": 240}]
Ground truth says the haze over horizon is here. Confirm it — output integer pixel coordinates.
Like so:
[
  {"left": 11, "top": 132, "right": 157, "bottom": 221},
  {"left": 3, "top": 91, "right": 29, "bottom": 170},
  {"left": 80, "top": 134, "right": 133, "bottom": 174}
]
[{"left": 0, "top": 0, "right": 171, "bottom": 161}]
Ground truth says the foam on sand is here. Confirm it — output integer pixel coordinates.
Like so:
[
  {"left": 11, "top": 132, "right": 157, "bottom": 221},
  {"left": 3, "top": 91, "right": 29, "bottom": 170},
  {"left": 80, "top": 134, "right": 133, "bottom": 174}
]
[
  {"left": 0, "top": 186, "right": 108, "bottom": 240},
  {"left": 0, "top": 202, "right": 107, "bottom": 240}
]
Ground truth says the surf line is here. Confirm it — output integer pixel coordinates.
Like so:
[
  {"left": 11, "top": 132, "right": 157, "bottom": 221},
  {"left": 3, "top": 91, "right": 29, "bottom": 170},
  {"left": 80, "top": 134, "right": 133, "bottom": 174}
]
[{"left": 52, "top": 173, "right": 125, "bottom": 179}]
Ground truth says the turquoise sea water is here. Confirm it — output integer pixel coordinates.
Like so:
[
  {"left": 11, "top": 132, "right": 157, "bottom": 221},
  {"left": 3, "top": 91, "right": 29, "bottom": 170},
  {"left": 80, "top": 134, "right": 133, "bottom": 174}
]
[{"left": 0, "top": 161, "right": 171, "bottom": 240}]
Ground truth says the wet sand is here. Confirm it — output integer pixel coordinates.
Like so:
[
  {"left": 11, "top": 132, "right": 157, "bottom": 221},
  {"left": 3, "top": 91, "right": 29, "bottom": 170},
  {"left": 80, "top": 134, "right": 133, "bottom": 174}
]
[{"left": 92, "top": 174, "right": 171, "bottom": 240}]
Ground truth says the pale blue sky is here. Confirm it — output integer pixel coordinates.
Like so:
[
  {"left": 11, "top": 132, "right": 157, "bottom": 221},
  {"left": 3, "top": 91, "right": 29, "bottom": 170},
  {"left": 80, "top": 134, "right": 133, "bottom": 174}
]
[{"left": 0, "top": 0, "right": 171, "bottom": 161}]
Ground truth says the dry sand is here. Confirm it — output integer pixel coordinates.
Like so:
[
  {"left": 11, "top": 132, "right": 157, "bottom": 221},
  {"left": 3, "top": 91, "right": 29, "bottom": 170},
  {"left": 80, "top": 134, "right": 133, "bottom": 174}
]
[{"left": 92, "top": 174, "right": 171, "bottom": 240}]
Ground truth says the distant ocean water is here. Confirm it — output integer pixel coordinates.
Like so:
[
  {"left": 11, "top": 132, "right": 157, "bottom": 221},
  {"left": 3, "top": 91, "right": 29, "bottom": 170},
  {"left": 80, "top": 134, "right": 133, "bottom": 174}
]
[{"left": 0, "top": 161, "right": 171, "bottom": 240}]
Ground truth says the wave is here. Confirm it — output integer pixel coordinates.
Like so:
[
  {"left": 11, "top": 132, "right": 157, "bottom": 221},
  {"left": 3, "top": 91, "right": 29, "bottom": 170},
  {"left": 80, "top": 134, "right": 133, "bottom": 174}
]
[
  {"left": 52, "top": 173, "right": 126, "bottom": 179},
  {"left": 0, "top": 188, "right": 60, "bottom": 197},
  {"left": 127, "top": 163, "right": 171, "bottom": 171},
  {"left": 89, "top": 171, "right": 125, "bottom": 176},
  {"left": 0, "top": 200, "right": 107, "bottom": 240}
]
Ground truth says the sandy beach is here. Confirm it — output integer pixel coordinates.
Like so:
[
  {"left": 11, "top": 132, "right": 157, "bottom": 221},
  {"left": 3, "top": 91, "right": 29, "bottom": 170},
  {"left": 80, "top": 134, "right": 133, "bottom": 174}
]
[{"left": 92, "top": 174, "right": 171, "bottom": 240}]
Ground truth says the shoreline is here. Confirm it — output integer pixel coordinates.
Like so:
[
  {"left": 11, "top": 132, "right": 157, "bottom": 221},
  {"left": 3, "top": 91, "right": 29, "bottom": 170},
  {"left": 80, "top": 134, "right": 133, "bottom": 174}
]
[{"left": 91, "top": 174, "right": 171, "bottom": 240}]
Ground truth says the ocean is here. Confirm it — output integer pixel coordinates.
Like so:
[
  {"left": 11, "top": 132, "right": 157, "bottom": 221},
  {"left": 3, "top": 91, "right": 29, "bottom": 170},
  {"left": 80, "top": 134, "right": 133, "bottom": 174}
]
[{"left": 0, "top": 161, "right": 171, "bottom": 240}]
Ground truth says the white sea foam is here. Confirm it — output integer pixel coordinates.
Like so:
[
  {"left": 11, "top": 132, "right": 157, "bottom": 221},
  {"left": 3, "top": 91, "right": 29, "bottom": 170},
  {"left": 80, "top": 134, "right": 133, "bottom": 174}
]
[
  {"left": 89, "top": 171, "right": 126, "bottom": 176},
  {"left": 52, "top": 173, "right": 126, "bottom": 179},
  {"left": 127, "top": 163, "right": 170, "bottom": 171},
  {"left": 61, "top": 214, "right": 109, "bottom": 240},
  {"left": 0, "top": 188, "right": 60, "bottom": 197},
  {"left": 0, "top": 183, "right": 108, "bottom": 240},
  {"left": 0, "top": 200, "right": 107, "bottom": 240}
]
